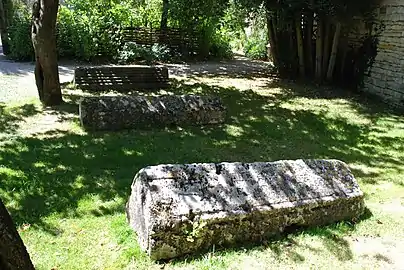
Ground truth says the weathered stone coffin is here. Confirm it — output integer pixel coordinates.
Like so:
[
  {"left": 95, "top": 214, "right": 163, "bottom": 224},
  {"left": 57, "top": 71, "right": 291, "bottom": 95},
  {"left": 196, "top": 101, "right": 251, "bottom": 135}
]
[
  {"left": 126, "top": 159, "right": 365, "bottom": 260},
  {"left": 79, "top": 95, "right": 226, "bottom": 130},
  {"left": 74, "top": 65, "right": 169, "bottom": 91}
]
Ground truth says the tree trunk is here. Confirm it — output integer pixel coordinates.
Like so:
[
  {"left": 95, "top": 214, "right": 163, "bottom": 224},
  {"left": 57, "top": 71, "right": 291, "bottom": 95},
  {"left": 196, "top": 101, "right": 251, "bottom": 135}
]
[
  {"left": 0, "top": 0, "right": 10, "bottom": 55},
  {"left": 31, "top": 0, "right": 62, "bottom": 106},
  {"left": 160, "top": 0, "right": 169, "bottom": 30},
  {"left": 267, "top": 14, "right": 279, "bottom": 67},
  {"left": 339, "top": 37, "right": 348, "bottom": 79},
  {"left": 289, "top": 22, "right": 297, "bottom": 76},
  {"left": 305, "top": 0, "right": 314, "bottom": 76},
  {"left": 315, "top": 16, "right": 324, "bottom": 81},
  {"left": 322, "top": 21, "right": 332, "bottom": 78},
  {"left": 0, "top": 198, "right": 35, "bottom": 270},
  {"left": 295, "top": 13, "right": 305, "bottom": 77},
  {"left": 327, "top": 22, "right": 342, "bottom": 80}
]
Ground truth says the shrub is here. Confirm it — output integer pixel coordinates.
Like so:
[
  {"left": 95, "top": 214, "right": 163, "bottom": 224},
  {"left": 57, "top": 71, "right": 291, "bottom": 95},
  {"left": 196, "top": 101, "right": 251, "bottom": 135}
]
[
  {"left": 151, "top": 43, "right": 171, "bottom": 61},
  {"left": 8, "top": 7, "right": 34, "bottom": 61},
  {"left": 56, "top": 4, "right": 131, "bottom": 62},
  {"left": 209, "top": 35, "right": 234, "bottom": 59},
  {"left": 116, "top": 42, "right": 172, "bottom": 64},
  {"left": 244, "top": 38, "right": 267, "bottom": 60},
  {"left": 57, "top": 7, "right": 95, "bottom": 61}
]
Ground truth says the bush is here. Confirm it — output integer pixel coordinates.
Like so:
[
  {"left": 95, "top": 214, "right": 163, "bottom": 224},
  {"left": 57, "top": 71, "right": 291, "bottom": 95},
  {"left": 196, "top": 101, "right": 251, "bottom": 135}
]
[
  {"left": 151, "top": 43, "right": 171, "bottom": 61},
  {"left": 57, "top": 7, "right": 95, "bottom": 61},
  {"left": 209, "top": 36, "right": 233, "bottom": 59},
  {"left": 244, "top": 38, "right": 267, "bottom": 60},
  {"left": 56, "top": 4, "right": 132, "bottom": 62},
  {"left": 116, "top": 42, "right": 172, "bottom": 64},
  {"left": 8, "top": 7, "right": 34, "bottom": 61}
]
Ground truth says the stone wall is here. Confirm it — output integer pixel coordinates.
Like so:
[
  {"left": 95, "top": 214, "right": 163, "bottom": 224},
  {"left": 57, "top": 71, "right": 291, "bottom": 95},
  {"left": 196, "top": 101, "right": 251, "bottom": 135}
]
[{"left": 362, "top": 0, "right": 404, "bottom": 108}]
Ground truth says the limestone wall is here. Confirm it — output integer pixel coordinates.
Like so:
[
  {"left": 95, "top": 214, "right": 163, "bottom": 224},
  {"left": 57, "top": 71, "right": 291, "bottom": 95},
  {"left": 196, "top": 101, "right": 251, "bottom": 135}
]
[{"left": 363, "top": 0, "right": 404, "bottom": 108}]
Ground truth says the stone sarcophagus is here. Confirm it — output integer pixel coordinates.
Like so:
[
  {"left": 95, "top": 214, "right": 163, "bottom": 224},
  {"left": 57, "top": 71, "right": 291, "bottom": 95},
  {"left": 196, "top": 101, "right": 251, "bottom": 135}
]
[
  {"left": 79, "top": 95, "right": 226, "bottom": 131},
  {"left": 126, "top": 159, "right": 365, "bottom": 260}
]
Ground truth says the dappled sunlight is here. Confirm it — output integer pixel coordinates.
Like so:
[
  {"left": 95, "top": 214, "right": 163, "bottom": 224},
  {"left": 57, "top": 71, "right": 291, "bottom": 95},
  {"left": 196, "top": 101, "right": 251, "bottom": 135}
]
[
  {"left": 1, "top": 66, "right": 404, "bottom": 268},
  {"left": 224, "top": 125, "right": 245, "bottom": 137},
  {"left": 1, "top": 77, "right": 403, "bottom": 230},
  {"left": 122, "top": 148, "right": 144, "bottom": 157}
]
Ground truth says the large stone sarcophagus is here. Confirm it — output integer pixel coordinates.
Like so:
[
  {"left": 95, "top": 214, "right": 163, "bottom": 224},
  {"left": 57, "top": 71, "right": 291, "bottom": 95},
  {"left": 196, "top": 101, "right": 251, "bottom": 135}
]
[{"left": 126, "top": 159, "right": 365, "bottom": 260}]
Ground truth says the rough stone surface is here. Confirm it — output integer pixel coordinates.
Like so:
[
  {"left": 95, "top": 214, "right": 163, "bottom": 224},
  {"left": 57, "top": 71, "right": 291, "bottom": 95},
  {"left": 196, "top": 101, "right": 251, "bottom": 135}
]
[
  {"left": 126, "top": 159, "right": 365, "bottom": 260},
  {"left": 79, "top": 95, "right": 226, "bottom": 130}
]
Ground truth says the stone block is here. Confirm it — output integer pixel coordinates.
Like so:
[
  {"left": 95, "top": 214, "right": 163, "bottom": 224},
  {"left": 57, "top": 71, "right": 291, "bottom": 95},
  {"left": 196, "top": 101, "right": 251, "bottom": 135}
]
[
  {"left": 79, "top": 95, "right": 226, "bottom": 131},
  {"left": 126, "top": 159, "right": 365, "bottom": 260}
]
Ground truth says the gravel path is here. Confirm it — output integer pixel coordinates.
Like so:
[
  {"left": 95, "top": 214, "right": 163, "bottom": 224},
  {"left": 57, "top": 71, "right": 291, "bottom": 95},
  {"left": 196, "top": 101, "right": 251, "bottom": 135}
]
[
  {"left": 0, "top": 43, "right": 272, "bottom": 104},
  {"left": 0, "top": 60, "right": 76, "bottom": 103}
]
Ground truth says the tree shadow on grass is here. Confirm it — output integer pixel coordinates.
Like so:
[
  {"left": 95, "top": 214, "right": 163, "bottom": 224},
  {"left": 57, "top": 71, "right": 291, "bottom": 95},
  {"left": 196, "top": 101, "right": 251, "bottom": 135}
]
[
  {"left": 0, "top": 103, "right": 41, "bottom": 136},
  {"left": 0, "top": 78, "right": 402, "bottom": 262},
  {"left": 2, "top": 79, "right": 402, "bottom": 222},
  {"left": 265, "top": 79, "right": 404, "bottom": 117}
]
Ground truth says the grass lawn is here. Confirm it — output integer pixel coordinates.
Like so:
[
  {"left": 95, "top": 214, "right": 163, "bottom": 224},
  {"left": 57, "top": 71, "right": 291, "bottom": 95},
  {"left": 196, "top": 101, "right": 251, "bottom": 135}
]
[{"left": 1, "top": 75, "right": 404, "bottom": 269}]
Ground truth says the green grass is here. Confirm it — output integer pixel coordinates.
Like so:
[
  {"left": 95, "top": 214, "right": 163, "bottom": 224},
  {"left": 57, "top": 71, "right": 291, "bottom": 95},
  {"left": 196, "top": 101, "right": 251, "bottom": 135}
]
[{"left": 1, "top": 77, "right": 404, "bottom": 269}]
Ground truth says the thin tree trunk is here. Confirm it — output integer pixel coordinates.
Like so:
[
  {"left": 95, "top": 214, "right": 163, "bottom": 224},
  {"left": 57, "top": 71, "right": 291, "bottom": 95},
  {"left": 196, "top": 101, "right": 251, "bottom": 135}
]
[
  {"left": 160, "top": 0, "right": 169, "bottom": 30},
  {"left": 315, "top": 15, "right": 324, "bottom": 81},
  {"left": 289, "top": 22, "right": 297, "bottom": 76},
  {"left": 0, "top": 0, "right": 10, "bottom": 55},
  {"left": 272, "top": 14, "right": 279, "bottom": 51},
  {"left": 322, "top": 21, "right": 332, "bottom": 78},
  {"left": 305, "top": 0, "right": 314, "bottom": 76},
  {"left": 327, "top": 22, "right": 342, "bottom": 80},
  {"left": 31, "top": 0, "right": 62, "bottom": 106},
  {"left": 267, "top": 14, "right": 279, "bottom": 67},
  {"left": 305, "top": 12, "right": 313, "bottom": 75},
  {"left": 339, "top": 38, "right": 348, "bottom": 79},
  {"left": 295, "top": 13, "right": 305, "bottom": 77},
  {"left": 0, "top": 198, "right": 35, "bottom": 270}
]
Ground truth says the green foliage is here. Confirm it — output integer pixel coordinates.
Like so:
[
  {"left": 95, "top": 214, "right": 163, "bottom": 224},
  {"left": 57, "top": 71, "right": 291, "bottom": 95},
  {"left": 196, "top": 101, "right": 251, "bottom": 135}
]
[
  {"left": 218, "top": 1, "right": 249, "bottom": 52},
  {"left": 57, "top": 6, "right": 95, "bottom": 61},
  {"left": 244, "top": 39, "right": 267, "bottom": 60},
  {"left": 56, "top": 1, "right": 135, "bottom": 61},
  {"left": 6, "top": 0, "right": 241, "bottom": 62},
  {"left": 209, "top": 34, "right": 234, "bottom": 59},
  {"left": 7, "top": 6, "right": 33, "bottom": 61},
  {"left": 243, "top": 8, "right": 267, "bottom": 60},
  {"left": 116, "top": 42, "right": 171, "bottom": 64},
  {"left": 169, "top": 0, "right": 230, "bottom": 57}
]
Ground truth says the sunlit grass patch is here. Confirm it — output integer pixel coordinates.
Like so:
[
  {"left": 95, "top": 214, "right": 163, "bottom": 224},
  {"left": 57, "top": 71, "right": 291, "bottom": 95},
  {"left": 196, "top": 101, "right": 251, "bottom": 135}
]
[{"left": 1, "top": 76, "right": 404, "bottom": 269}]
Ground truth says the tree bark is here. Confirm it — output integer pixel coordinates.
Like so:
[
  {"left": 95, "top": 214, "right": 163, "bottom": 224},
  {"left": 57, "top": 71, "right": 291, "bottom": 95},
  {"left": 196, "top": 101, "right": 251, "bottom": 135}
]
[
  {"left": 160, "top": 0, "right": 169, "bottom": 30},
  {"left": 0, "top": 0, "right": 10, "bottom": 55},
  {"left": 322, "top": 21, "right": 332, "bottom": 78},
  {"left": 267, "top": 14, "right": 279, "bottom": 67},
  {"left": 0, "top": 198, "right": 35, "bottom": 270},
  {"left": 305, "top": 10, "right": 314, "bottom": 76},
  {"left": 31, "top": 0, "right": 62, "bottom": 106},
  {"left": 295, "top": 13, "right": 305, "bottom": 77},
  {"left": 289, "top": 22, "right": 297, "bottom": 76},
  {"left": 315, "top": 16, "right": 324, "bottom": 81},
  {"left": 327, "top": 22, "right": 342, "bottom": 80},
  {"left": 339, "top": 37, "right": 348, "bottom": 79}
]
